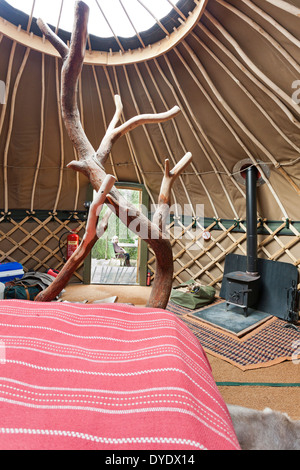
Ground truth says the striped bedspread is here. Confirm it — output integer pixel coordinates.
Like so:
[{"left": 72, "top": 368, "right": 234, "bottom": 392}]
[{"left": 0, "top": 299, "right": 240, "bottom": 450}]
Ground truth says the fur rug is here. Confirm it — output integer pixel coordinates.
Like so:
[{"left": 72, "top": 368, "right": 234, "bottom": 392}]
[{"left": 228, "top": 404, "right": 300, "bottom": 450}]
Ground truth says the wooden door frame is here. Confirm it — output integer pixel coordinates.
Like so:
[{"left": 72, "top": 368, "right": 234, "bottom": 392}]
[{"left": 83, "top": 182, "right": 149, "bottom": 286}]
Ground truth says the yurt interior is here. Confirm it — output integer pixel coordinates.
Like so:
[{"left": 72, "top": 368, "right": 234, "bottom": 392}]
[{"left": 0, "top": 0, "right": 299, "bottom": 451}]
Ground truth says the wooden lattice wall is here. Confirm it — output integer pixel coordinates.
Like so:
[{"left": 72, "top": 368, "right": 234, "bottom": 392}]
[
  {"left": 1, "top": 212, "right": 300, "bottom": 291},
  {"left": 148, "top": 218, "right": 300, "bottom": 292},
  {"left": 0, "top": 211, "right": 86, "bottom": 282}
]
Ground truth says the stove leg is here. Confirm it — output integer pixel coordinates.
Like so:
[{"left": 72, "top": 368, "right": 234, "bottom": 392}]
[{"left": 243, "top": 307, "right": 248, "bottom": 317}]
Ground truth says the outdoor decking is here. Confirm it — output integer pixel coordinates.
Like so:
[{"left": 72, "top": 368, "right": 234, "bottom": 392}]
[{"left": 91, "top": 258, "right": 138, "bottom": 285}]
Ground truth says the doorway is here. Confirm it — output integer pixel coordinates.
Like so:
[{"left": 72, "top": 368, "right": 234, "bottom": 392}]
[{"left": 85, "top": 183, "right": 148, "bottom": 286}]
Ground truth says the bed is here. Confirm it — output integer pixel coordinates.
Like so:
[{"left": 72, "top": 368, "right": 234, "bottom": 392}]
[{"left": 0, "top": 299, "right": 240, "bottom": 450}]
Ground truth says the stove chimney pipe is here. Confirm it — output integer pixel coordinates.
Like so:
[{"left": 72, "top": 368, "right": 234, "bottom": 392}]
[{"left": 245, "top": 165, "right": 258, "bottom": 275}]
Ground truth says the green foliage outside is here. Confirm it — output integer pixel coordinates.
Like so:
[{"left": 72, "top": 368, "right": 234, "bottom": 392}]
[{"left": 91, "top": 188, "right": 140, "bottom": 261}]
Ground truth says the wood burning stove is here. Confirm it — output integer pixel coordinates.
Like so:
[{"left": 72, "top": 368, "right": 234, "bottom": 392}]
[
  {"left": 224, "top": 271, "right": 260, "bottom": 317},
  {"left": 223, "top": 164, "right": 261, "bottom": 316}
]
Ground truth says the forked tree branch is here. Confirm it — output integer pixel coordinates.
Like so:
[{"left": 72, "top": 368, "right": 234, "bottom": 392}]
[
  {"left": 35, "top": 175, "right": 116, "bottom": 302},
  {"left": 153, "top": 153, "right": 193, "bottom": 232},
  {"left": 36, "top": 20, "right": 69, "bottom": 60},
  {"left": 97, "top": 97, "right": 181, "bottom": 166},
  {"left": 36, "top": 1, "right": 192, "bottom": 309}
]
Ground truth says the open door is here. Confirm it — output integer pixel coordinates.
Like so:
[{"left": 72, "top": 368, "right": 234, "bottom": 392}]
[{"left": 84, "top": 183, "right": 149, "bottom": 286}]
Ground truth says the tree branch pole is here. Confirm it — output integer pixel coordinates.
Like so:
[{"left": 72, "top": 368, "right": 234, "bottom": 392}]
[
  {"left": 36, "top": 1, "right": 192, "bottom": 309},
  {"left": 35, "top": 175, "right": 116, "bottom": 302},
  {"left": 153, "top": 153, "right": 193, "bottom": 232}
]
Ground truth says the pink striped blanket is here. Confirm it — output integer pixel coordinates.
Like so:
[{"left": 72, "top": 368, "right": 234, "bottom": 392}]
[{"left": 0, "top": 300, "right": 240, "bottom": 450}]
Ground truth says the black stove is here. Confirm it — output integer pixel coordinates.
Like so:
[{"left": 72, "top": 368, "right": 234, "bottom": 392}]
[
  {"left": 223, "top": 164, "right": 260, "bottom": 316},
  {"left": 224, "top": 271, "right": 260, "bottom": 317}
]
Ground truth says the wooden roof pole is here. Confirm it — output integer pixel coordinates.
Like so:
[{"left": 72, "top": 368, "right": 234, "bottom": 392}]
[
  {"left": 94, "top": 0, "right": 125, "bottom": 53},
  {"left": 174, "top": 45, "right": 288, "bottom": 219},
  {"left": 91, "top": 66, "right": 119, "bottom": 180},
  {"left": 165, "top": 0, "right": 187, "bottom": 20},
  {"left": 199, "top": 19, "right": 299, "bottom": 129},
  {"left": 0, "top": 39, "right": 15, "bottom": 124},
  {"left": 156, "top": 55, "right": 245, "bottom": 214},
  {"left": 0, "top": 40, "right": 16, "bottom": 212},
  {"left": 3, "top": 47, "right": 31, "bottom": 213},
  {"left": 53, "top": 56, "right": 65, "bottom": 213},
  {"left": 107, "top": 64, "right": 180, "bottom": 212},
  {"left": 192, "top": 28, "right": 300, "bottom": 155},
  {"left": 30, "top": 53, "right": 45, "bottom": 212},
  {"left": 35, "top": 1, "right": 191, "bottom": 308},
  {"left": 55, "top": 0, "right": 64, "bottom": 34},
  {"left": 238, "top": 0, "right": 300, "bottom": 48},
  {"left": 136, "top": 0, "right": 170, "bottom": 37},
  {"left": 265, "top": 0, "right": 300, "bottom": 16},
  {"left": 110, "top": 65, "right": 157, "bottom": 203},
  {"left": 133, "top": 61, "right": 195, "bottom": 216},
  {"left": 105, "top": 65, "right": 144, "bottom": 185},
  {"left": 118, "top": 0, "right": 146, "bottom": 49},
  {"left": 159, "top": 53, "right": 241, "bottom": 219},
  {"left": 26, "top": 0, "right": 36, "bottom": 33},
  {"left": 203, "top": 10, "right": 300, "bottom": 123},
  {"left": 0, "top": 1, "right": 207, "bottom": 64},
  {"left": 216, "top": 0, "right": 300, "bottom": 74},
  {"left": 195, "top": 23, "right": 300, "bottom": 197}
]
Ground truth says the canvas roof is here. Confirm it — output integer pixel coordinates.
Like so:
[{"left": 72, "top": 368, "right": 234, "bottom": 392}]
[{"left": 0, "top": 0, "right": 299, "bottom": 222}]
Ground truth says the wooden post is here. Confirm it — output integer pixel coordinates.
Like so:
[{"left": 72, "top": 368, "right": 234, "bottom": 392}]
[{"left": 35, "top": 1, "right": 192, "bottom": 309}]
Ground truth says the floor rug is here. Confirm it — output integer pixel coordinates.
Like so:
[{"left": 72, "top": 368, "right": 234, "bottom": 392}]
[
  {"left": 166, "top": 301, "right": 300, "bottom": 371},
  {"left": 187, "top": 301, "right": 272, "bottom": 337}
]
